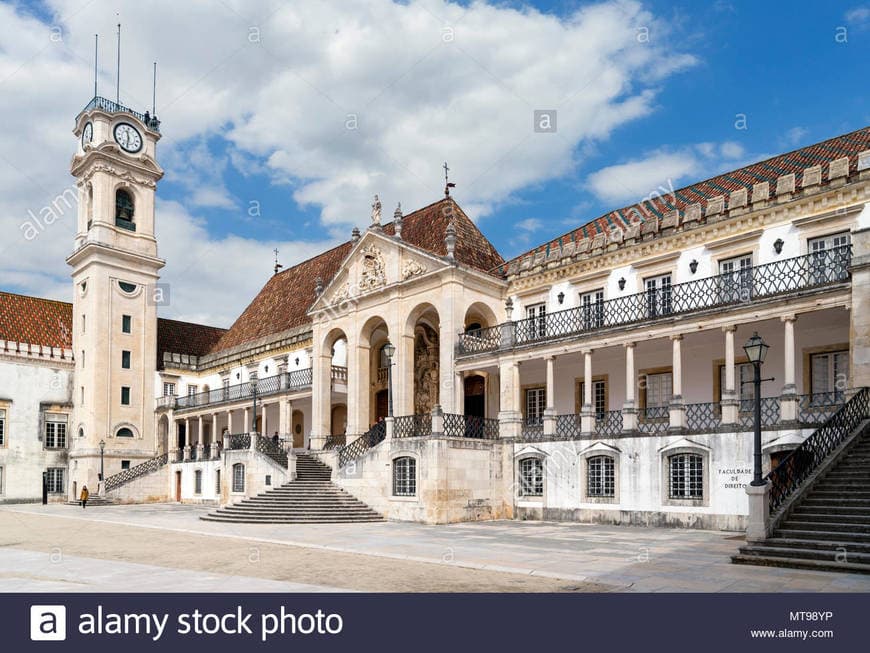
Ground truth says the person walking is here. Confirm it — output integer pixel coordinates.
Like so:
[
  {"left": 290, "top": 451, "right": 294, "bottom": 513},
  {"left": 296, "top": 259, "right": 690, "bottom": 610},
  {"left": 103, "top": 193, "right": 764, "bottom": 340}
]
[{"left": 80, "top": 485, "right": 89, "bottom": 509}]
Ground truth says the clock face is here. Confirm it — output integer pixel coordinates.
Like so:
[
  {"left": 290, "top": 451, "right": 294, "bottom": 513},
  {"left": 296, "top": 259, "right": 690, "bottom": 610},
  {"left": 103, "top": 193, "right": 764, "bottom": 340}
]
[
  {"left": 113, "top": 122, "right": 142, "bottom": 153},
  {"left": 81, "top": 122, "right": 93, "bottom": 148}
]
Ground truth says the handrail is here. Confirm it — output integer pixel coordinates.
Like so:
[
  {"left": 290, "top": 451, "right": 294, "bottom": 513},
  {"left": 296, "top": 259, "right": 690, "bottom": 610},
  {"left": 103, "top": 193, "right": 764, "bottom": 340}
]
[
  {"left": 174, "top": 368, "right": 316, "bottom": 411},
  {"left": 768, "top": 388, "right": 870, "bottom": 513},
  {"left": 104, "top": 451, "right": 170, "bottom": 492},
  {"left": 458, "top": 245, "right": 851, "bottom": 355},
  {"left": 338, "top": 422, "right": 387, "bottom": 467},
  {"left": 79, "top": 96, "right": 161, "bottom": 131}
]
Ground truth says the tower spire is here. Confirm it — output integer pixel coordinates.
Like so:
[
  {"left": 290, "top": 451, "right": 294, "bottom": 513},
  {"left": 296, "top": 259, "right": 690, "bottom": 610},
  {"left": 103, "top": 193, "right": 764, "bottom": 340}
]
[
  {"left": 273, "top": 248, "right": 283, "bottom": 275},
  {"left": 115, "top": 21, "right": 121, "bottom": 104},
  {"left": 443, "top": 161, "right": 456, "bottom": 197},
  {"left": 93, "top": 34, "right": 98, "bottom": 98}
]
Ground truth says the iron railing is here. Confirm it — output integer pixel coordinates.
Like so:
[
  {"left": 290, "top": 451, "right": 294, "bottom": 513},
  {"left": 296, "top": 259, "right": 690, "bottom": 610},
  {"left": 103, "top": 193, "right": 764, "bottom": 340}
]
[
  {"left": 323, "top": 434, "right": 347, "bottom": 450},
  {"left": 738, "top": 397, "right": 781, "bottom": 430},
  {"left": 227, "top": 433, "right": 251, "bottom": 450},
  {"left": 394, "top": 414, "right": 433, "bottom": 438},
  {"left": 685, "top": 402, "right": 723, "bottom": 432},
  {"left": 521, "top": 418, "right": 545, "bottom": 441},
  {"left": 768, "top": 387, "right": 870, "bottom": 513},
  {"left": 637, "top": 406, "right": 670, "bottom": 435},
  {"left": 104, "top": 452, "right": 170, "bottom": 492},
  {"left": 339, "top": 422, "right": 387, "bottom": 467},
  {"left": 80, "top": 96, "right": 161, "bottom": 131},
  {"left": 254, "top": 434, "right": 288, "bottom": 467},
  {"left": 174, "top": 368, "right": 320, "bottom": 411},
  {"left": 457, "top": 246, "right": 852, "bottom": 356},
  {"left": 443, "top": 414, "right": 500, "bottom": 439},
  {"left": 797, "top": 392, "right": 845, "bottom": 426}
]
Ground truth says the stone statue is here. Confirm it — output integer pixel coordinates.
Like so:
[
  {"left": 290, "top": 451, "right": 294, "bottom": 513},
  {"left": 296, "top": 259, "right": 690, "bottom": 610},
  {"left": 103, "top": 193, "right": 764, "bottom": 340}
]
[{"left": 371, "top": 194, "right": 382, "bottom": 226}]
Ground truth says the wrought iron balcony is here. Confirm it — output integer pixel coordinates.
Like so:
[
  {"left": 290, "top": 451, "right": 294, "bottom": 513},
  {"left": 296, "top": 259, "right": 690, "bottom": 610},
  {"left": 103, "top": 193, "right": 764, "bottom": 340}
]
[
  {"left": 457, "top": 246, "right": 852, "bottom": 356},
  {"left": 80, "top": 96, "right": 161, "bottom": 132},
  {"left": 443, "top": 413, "right": 500, "bottom": 439},
  {"left": 173, "top": 368, "right": 321, "bottom": 412}
]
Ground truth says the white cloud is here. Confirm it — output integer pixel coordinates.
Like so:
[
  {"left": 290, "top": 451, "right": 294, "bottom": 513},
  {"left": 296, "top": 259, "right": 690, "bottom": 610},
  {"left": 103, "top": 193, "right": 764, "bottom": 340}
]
[
  {"left": 585, "top": 141, "right": 747, "bottom": 205},
  {"left": 846, "top": 6, "right": 870, "bottom": 26},
  {"left": 0, "top": 0, "right": 696, "bottom": 325},
  {"left": 782, "top": 126, "right": 809, "bottom": 148}
]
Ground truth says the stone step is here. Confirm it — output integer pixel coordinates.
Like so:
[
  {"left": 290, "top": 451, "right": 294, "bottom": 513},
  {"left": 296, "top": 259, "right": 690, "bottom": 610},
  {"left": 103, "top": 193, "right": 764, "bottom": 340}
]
[
  {"left": 780, "top": 520, "right": 870, "bottom": 533},
  {"left": 775, "top": 529, "right": 870, "bottom": 542},
  {"left": 800, "top": 498, "right": 870, "bottom": 507},
  {"left": 791, "top": 508, "right": 870, "bottom": 519},
  {"left": 758, "top": 537, "right": 870, "bottom": 554},
  {"left": 810, "top": 490, "right": 870, "bottom": 498},
  {"left": 736, "top": 544, "right": 870, "bottom": 565},
  {"left": 731, "top": 553, "right": 870, "bottom": 574},
  {"left": 201, "top": 515, "right": 383, "bottom": 524}
]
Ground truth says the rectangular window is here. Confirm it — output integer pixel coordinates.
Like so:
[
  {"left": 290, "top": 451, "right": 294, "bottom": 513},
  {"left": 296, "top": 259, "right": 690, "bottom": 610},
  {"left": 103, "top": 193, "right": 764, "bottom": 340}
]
[
  {"left": 580, "top": 289, "right": 605, "bottom": 329},
  {"left": 587, "top": 456, "right": 615, "bottom": 498},
  {"left": 525, "top": 387, "right": 546, "bottom": 425},
  {"left": 809, "top": 232, "right": 851, "bottom": 284},
  {"left": 122, "top": 315, "right": 132, "bottom": 333},
  {"left": 163, "top": 382, "right": 176, "bottom": 397},
  {"left": 645, "top": 372, "right": 673, "bottom": 408},
  {"left": 81, "top": 314, "right": 86, "bottom": 333},
  {"left": 194, "top": 470, "right": 203, "bottom": 495},
  {"left": 44, "top": 414, "right": 67, "bottom": 449},
  {"left": 81, "top": 350, "right": 85, "bottom": 367},
  {"left": 187, "top": 385, "right": 198, "bottom": 397},
  {"left": 121, "top": 460, "right": 131, "bottom": 470},
  {"left": 392, "top": 457, "right": 417, "bottom": 496},
  {"left": 232, "top": 464, "right": 245, "bottom": 493},
  {"left": 80, "top": 386, "right": 84, "bottom": 405},
  {"left": 519, "top": 458, "right": 544, "bottom": 497},
  {"left": 121, "top": 350, "right": 131, "bottom": 369},
  {"left": 718, "top": 254, "right": 753, "bottom": 303},
  {"left": 579, "top": 380, "right": 607, "bottom": 418},
  {"left": 645, "top": 274, "right": 672, "bottom": 317},
  {"left": 811, "top": 350, "right": 849, "bottom": 398},
  {"left": 669, "top": 454, "right": 704, "bottom": 499},
  {"left": 46, "top": 468, "right": 65, "bottom": 494},
  {"left": 215, "top": 470, "right": 221, "bottom": 494},
  {"left": 0, "top": 409, "right": 5, "bottom": 447},
  {"left": 525, "top": 302, "right": 547, "bottom": 339},
  {"left": 120, "top": 386, "right": 131, "bottom": 405}
]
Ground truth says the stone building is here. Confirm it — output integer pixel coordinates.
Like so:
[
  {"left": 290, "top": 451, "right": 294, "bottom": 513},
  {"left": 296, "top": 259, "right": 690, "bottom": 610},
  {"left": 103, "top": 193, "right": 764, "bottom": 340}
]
[{"left": 0, "top": 93, "right": 868, "bottom": 534}]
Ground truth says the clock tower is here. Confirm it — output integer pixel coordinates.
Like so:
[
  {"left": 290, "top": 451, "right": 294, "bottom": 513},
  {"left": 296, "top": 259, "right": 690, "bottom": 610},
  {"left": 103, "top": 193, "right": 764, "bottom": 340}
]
[{"left": 67, "top": 97, "right": 165, "bottom": 497}]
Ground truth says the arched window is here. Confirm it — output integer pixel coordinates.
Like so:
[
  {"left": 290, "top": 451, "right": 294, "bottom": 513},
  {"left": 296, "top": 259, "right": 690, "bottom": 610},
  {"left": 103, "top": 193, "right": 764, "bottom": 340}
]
[
  {"left": 392, "top": 456, "right": 416, "bottom": 496},
  {"left": 518, "top": 457, "right": 543, "bottom": 497},
  {"left": 115, "top": 189, "right": 135, "bottom": 231},
  {"left": 116, "top": 427, "right": 134, "bottom": 438},
  {"left": 586, "top": 456, "right": 615, "bottom": 498},
  {"left": 668, "top": 453, "right": 703, "bottom": 499},
  {"left": 78, "top": 427, "right": 85, "bottom": 439},
  {"left": 232, "top": 463, "right": 245, "bottom": 493}
]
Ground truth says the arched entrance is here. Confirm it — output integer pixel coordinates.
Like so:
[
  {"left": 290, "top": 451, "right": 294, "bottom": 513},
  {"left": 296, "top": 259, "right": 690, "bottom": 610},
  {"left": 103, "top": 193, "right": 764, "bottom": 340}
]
[
  {"left": 361, "top": 316, "right": 390, "bottom": 426},
  {"left": 464, "top": 374, "right": 486, "bottom": 418},
  {"left": 331, "top": 404, "right": 347, "bottom": 436}
]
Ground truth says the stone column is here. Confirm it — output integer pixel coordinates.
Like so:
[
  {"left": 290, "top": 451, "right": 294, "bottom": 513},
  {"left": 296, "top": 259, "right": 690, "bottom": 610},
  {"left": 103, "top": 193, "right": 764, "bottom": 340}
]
[
  {"left": 262, "top": 403, "right": 269, "bottom": 437},
  {"left": 455, "top": 371, "right": 464, "bottom": 415},
  {"left": 185, "top": 418, "right": 191, "bottom": 446},
  {"left": 243, "top": 407, "right": 250, "bottom": 433},
  {"left": 721, "top": 326, "right": 739, "bottom": 425},
  {"left": 279, "top": 399, "right": 291, "bottom": 440},
  {"left": 197, "top": 416, "right": 203, "bottom": 446},
  {"left": 622, "top": 342, "right": 637, "bottom": 432},
  {"left": 780, "top": 315, "right": 798, "bottom": 422},
  {"left": 431, "top": 404, "right": 444, "bottom": 436},
  {"left": 438, "top": 289, "right": 458, "bottom": 414},
  {"left": 498, "top": 360, "right": 522, "bottom": 439},
  {"left": 227, "top": 409, "right": 234, "bottom": 435},
  {"left": 850, "top": 224, "right": 870, "bottom": 392},
  {"left": 543, "top": 355, "right": 557, "bottom": 437},
  {"left": 669, "top": 335, "right": 686, "bottom": 432},
  {"left": 581, "top": 350, "right": 595, "bottom": 434},
  {"left": 311, "top": 348, "right": 332, "bottom": 449},
  {"left": 211, "top": 414, "right": 218, "bottom": 457},
  {"left": 395, "top": 333, "right": 415, "bottom": 417}
]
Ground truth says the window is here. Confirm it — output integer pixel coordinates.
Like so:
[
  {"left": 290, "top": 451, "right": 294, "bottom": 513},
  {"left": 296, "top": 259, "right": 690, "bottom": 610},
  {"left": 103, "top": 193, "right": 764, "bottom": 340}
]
[
  {"left": 265, "top": 475, "right": 271, "bottom": 487},
  {"left": 718, "top": 254, "right": 753, "bottom": 303},
  {"left": 587, "top": 456, "right": 615, "bottom": 498},
  {"left": 46, "top": 468, "right": 65, "bottom": 494},
  {"left": 81, "top": 314, "right": 86, "bottom": 333},
  {"left": 525, "top": 387, "right": 546, "bottom": 426},
  {"left": 115, "top": 189, "right": 135, "bottom": 230},
  {"left": 718, "top": 363, "right": 755, "bottom": 408},
  {"left": 809, "top": 232, "right": 850, "bottom": 284},
  {"left": 81, "top": 350, "right": 85, "bottom": 367},
  {"left": 194, "top": 470, "right": 203, "bottom": 495},
  {"left": 187, "top": 385, "right": 198, "bottom": 397},
  {"left": 645, "top": 274, "right": 672, "bottom": 317},
  {"left": 44, "top": 413, "right": 67, "bottom": 449},
  {"left": 0, "top": 466, "right": 4, "bottom": 495},
  {"left": 80, "top": 386, "right": 85, "bottom": 404},
  {"left": 116, "top": 427, "right": 133, "bottom": 438},
  {"left": 215, "top": 470, "right": 221, "bottom": 494},
  {"left": 122, "top": 315, "right": 132, "bottom": 333},
  {"left": 579, "top": 379, "right": 607, "bottom": 418},
  {"left": 163, "top": 382, "right": 176, "bottom": 397},
  {"left": 232, "top": 463, "right": 245, "bottom": 492},
  {"left": 526, "top": 302, "right": 547, "bottom": 338},
  {"left": 0, "top": 409, "right": 5, "bottom": 446},
  {"left": 78, "top": 427, "right": 84, "bottom": 438},
  {"left": 810, "top": 350, "right": 849, "bottom": 398},
  {"left": 393, "top": 456, "right": 417, "bottom": 496},
  {"left": 121, "top": 350, "right": 131, "bottom": 369},
  {"left": 120, "top": 386, "right": 131, "bottom": 405},
  {"left": 121, "top": 460, "right": 131, "bottom": 470},
  {"left": 580, "top": 289, "right": 604, "bottom": 329},
  {"left": 518, "top": 458, "right": 543, "bottom": 497},
  {"left": 669, "top": 454, "right": 703, "bottom": 499},
  {"left": 118, "top": 282, "right": 137, "bottom": 293},
  {"left": 644, "top": 372, "right": 673, "bottom": 408}
]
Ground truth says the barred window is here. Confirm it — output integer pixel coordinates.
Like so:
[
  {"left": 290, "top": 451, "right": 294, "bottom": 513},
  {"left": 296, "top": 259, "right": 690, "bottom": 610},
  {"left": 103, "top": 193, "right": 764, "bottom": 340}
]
[
  {"left": 393, "top": 456, "right": 416, "bottom": 496},
  {"left": 232, "top": 463, "right": 245, "bottom": 493},
  {"left": 669, "top": 453, "right": 703, "bottom": 499},
  {"left": 525, "top": 387, "right": 546, "bottom": 425},
  {"left": 46, "top": 467, "right": 65, "bottom": 494},
  {"left": 526, "top": 303, "right": 547, "bottom": 338},
  {"left": 163, "top": 382, "right": 176, "bottom": 397},
  {"left": 519, "top": 457, "right": 543, "bottom": 497},
  {"left": 587, "top": 456, "right": 615, "bottom": 498},
  {"left": 44, "top": 414, "right": 67, "bottom": 449},
  {"left": 579, "top": 380, "right": 607, "bottom": 418},
  {"left": 0, "top": 409, "right": 5, "bottom": 446},
  {"left": 194, "top": 470, "right": 202, "bottom": 495}
]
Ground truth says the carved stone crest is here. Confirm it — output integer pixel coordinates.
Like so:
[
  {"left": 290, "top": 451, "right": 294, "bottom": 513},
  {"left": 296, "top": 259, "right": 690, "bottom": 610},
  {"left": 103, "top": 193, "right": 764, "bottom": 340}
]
[
  {"left": 358, "top": 245, "right": 386, "bottom": 291},
  {"left": 401, "top": 258, "right": 426, "bottom": 280},
  {"left": 331, "top": 281, "right": 352, "bottom": 303}
]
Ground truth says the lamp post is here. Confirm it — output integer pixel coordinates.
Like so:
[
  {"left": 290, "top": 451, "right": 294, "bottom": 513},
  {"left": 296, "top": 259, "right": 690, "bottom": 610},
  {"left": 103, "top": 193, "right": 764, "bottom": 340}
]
[
  {"left": 99, "top": 439, "right": 105, "bottom": 482},
  {"left": 743, "top": 332, "right": 771, "bottom": 487},
  {"left": 383, "top": 341, "right": 396, "bottom": 418}
]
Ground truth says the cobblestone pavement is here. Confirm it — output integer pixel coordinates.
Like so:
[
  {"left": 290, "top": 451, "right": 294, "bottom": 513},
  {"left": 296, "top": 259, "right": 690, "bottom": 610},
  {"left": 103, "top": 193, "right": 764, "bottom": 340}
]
[{"left": 3, "top": 503, "right": 870, "bottom": 592}]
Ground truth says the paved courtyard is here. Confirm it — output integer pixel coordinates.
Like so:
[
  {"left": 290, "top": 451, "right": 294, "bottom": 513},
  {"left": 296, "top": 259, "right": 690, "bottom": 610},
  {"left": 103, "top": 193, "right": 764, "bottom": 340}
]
[{"left": 2, "top": 503, "right": 869, "bottom": 592}]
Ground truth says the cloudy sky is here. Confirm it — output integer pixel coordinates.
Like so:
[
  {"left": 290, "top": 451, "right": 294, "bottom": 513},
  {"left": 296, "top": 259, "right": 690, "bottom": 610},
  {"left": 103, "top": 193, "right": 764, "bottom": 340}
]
[{"left": 1, "top": 0, "right": 868, "bottom": 327}]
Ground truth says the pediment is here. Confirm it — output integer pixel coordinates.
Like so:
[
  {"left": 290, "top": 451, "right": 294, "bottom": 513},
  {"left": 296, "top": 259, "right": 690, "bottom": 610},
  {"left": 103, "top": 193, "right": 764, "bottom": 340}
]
[
  {"left": 514, "top": 444, "right": 548, "bottom": 459},
  {"left": 577, "top": 441, "right": 622, "bottom": 457},
  {"left": 658, "top": 436, "right": 711, "bottom": 454}
]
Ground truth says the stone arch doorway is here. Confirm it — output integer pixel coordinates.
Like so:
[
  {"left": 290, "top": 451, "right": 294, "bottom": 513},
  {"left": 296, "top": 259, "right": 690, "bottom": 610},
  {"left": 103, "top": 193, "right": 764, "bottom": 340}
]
[
  {"left": 464, "top": 374, "right": 486, "bottom": 418},
  {"left": 360, "top": 315, "right": 390, "bottom": 427}
]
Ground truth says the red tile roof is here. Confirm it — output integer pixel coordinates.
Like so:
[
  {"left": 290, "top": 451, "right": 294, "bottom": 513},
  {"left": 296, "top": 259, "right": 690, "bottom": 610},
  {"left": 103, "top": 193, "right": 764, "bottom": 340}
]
[
  {"left": 156, "top": 318, "right": 226, "bottom": 370},
  {"left": 210, "top": 197, "right": 503, "bottom": 354},
  {"left": 0, "top": 291, "right": 73, "bottom": 349},
  {"left": 502, "top": 125, "right": 870, "bottom": 272}
]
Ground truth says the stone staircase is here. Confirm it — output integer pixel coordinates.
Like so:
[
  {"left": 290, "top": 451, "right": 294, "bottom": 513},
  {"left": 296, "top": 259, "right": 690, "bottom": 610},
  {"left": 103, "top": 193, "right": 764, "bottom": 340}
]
[
  {"left": 733, "top": 422, "right": 870, "bottom": 573},
  {"left": 66, "top": 495, "right": 116, "bottom": 507},
  {"left": 201, "top": 453, "right": 383, "bottom": 524}
]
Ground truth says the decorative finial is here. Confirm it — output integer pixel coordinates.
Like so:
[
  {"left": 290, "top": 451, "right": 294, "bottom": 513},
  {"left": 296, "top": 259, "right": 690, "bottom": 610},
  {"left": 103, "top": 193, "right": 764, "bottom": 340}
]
[
  {"left": 273, "top": 248, "right": 283, "bottom": 275},
  {"left": 443, "top": 161, "right": 456, "bottom": 198},
  {"left": 370, "top": 194, "right": 382, "bottom": 228},
  {"left": 505, "top": 297, "right": 514, "bottom": 321},
  {"left": 445, "top": 220, "right": 456, "bottom": 260},
  {"left": 315, "top": 276, "right": 323, "bottom": 296},
  {"left": 351, "top": 226, "right": 361, "bottom": 242},
  {"left": 394, "top": 202, "right": 403, "bottom": 239}
]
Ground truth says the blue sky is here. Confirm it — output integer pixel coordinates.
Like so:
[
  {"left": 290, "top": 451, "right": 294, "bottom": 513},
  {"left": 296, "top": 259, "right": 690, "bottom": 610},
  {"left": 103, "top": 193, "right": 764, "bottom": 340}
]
[{"left": 1, "top": 0, "right": 868, "bottom": 326}]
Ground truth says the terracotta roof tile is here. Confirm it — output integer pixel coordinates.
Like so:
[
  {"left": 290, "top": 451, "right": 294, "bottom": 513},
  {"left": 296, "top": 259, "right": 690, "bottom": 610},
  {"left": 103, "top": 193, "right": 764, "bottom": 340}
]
[
  {"left": 156, "top": 318, "right": 226, "bottom": 370},
  {"left": 0, "top": 291, "right": 73, "bottom": 349}
]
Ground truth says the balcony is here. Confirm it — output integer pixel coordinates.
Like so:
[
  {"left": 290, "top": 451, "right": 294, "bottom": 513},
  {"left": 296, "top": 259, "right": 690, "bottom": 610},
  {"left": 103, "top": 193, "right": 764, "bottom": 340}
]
[
  {"left": 80, "top": 96, "right": 161, "bottom": 132},
  {"left": 457, "top": 246, "right": 852, "bottom": 357}
]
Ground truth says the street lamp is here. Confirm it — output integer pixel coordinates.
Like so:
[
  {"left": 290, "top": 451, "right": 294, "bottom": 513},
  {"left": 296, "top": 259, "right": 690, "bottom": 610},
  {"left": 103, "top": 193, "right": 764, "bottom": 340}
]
[
  {"left": 98, "top": 439, "right": 105, "bottom": 482},
  {"left": 383, "top": 341, "right": 396, "bottom": 418},
  {"left": 743, "top": 332, "right": 771, "bottom": 487}
]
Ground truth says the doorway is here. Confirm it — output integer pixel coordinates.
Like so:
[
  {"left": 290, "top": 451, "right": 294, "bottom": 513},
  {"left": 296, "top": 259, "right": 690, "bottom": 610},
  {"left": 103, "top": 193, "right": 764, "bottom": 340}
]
[
  {"left": 464, "top": 375, "right": 486, "bottom": 418},
  {"left": 375, "top": 390, "right": 388, "bottom": 424},
  {"left": 292, "top": 410, "right": 305, "bottom": 448},
  {"left": 175, "top": 471, "right": 182, "bottom": 502}
]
